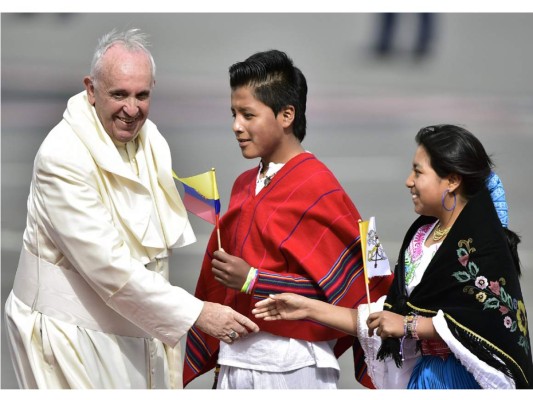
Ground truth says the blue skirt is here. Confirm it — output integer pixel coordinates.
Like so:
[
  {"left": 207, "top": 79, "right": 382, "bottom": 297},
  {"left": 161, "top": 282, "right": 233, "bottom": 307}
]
[{"left": 407, "top": 354, "right": 481, "bottom": 389}]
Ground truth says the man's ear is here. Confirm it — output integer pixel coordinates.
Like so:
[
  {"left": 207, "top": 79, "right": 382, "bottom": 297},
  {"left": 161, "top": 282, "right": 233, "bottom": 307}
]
[{"left": 83, "top": 76, "right": 96, "bottom": 106}]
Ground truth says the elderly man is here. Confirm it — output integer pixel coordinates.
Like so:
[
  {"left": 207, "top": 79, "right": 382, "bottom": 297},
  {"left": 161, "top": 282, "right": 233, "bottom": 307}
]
[{"left": 4, "top": 28, "right": 258, "bottom": 389}]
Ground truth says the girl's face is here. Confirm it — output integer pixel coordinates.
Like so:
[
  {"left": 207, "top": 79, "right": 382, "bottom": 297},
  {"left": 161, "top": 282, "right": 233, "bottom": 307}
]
[
  {"left": 405, "top": 145, "right": 450, "bottom": 218},
  {"left": 230, "top": 86, "right": 289, "bottom": 165}
]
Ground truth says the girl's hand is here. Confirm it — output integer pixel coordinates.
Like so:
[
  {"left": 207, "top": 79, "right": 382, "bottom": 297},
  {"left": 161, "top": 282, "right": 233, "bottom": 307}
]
[
  {"left": 252, "top": 293, "right": 311, "bottom": 321},
  {"left": 366, "top": 311, "right": 405, "bottom": 339}
]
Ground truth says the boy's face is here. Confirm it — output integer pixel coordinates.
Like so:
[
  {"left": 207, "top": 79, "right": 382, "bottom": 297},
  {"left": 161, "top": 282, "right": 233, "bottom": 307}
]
[{"left": 231, "top": 86, "right": 290, "bottom": 164}]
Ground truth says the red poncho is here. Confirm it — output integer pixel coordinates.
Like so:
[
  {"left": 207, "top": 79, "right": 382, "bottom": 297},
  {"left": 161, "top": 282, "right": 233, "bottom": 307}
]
[{"left": 184, "top": 152, "right": 392, "bottom": 387}]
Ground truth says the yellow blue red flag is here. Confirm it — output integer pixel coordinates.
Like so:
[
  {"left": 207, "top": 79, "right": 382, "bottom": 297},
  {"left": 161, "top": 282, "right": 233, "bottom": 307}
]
[{"left": 173, "top": 168, "right": 221, "bottom": 225}]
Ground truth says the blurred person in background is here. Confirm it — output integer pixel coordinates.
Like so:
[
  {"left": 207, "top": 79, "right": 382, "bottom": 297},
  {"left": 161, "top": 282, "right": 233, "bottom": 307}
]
[{"left": 373, "top": 13, "right": 436, "bottom": 61}]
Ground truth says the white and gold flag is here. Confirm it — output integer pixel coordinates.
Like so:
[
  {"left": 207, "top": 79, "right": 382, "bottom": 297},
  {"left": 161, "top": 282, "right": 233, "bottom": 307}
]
[{"left": 359, "top": 216, "right": 391, "bottom": 283}]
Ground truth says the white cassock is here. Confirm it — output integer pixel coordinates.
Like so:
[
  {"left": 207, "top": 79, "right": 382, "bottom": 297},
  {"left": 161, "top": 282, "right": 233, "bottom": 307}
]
[{"left": 4, "top": 91, "right": 204, "bottom": 389}]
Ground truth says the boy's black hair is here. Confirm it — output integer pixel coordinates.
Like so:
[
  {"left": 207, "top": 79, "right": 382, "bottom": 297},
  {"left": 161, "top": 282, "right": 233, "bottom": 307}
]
[{"left": 229, "top": 49, "right": 307, "bottom": 142}]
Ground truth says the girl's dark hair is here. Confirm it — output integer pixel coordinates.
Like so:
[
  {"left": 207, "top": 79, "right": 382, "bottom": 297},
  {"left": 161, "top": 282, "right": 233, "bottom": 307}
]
[
  {"left": 229, "top": 49, "right": 307, "bottom": 142},
  {"left": 416, "top": 124, "right": 521, "bottom": 275},
  {"left": 415, "top": 124, "right": 493, "bottom": 198}
]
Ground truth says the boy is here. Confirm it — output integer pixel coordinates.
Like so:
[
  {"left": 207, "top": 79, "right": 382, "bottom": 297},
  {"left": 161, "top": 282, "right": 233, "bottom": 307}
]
[{"left": 184, "top": 50, "right": 392, "bottom": 389}]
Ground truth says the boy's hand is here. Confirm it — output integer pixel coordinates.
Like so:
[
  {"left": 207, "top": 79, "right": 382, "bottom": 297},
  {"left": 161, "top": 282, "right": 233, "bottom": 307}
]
[{"left": 211, "top": 250, "right": 251, "bottom": 290}]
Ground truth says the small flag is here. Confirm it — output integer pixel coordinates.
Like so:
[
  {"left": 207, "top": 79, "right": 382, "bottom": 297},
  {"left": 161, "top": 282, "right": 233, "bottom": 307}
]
[
  {"left": 359, "top": 216, "right": 391, "bottom": 284},
  {"left": 365, "top": 216, "right": 391, "bottom": 279},
  {"left": 173, "top": 168, "right": 221, "bottom": 225}
]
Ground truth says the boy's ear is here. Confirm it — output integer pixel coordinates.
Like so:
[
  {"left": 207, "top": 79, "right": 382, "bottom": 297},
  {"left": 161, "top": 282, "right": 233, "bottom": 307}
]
[{"left": 280, "top": 105, "right": 295, "bottom": 128}]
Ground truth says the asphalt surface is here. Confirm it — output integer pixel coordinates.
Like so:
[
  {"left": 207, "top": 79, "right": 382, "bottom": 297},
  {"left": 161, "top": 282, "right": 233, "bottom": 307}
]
[{"left": 2, "top": 12, "right": 533, "bottom": 390}]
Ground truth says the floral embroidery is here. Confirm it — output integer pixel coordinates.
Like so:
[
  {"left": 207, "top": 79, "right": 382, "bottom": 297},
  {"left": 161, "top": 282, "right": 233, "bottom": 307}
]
[
  {"left": 517, "top": 300, "right": 528, "bottom": 336},
  {"left": 452, "top": 238, "right": 530, "bottom": 355},
  {"left": 475, "top": 276, "right": 489, "bottom": 290},
  {"left": 476, "top": 292, "right": 487, "bottom": 302},
  {"left": 458, "top": 254, "right": 469, "bottom": 267},
  {"left": 405, "top": 223, "right": 434, "bottom": 285},
  {"left": 499, "top": 305, "right": 509, "bottom": 315},
  {"left": 489, "top": 280, "right": 501, "bottom": 296}
]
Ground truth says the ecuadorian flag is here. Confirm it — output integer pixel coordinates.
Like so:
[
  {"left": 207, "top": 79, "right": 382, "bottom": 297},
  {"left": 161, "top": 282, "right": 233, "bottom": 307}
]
[{"left": 173, "top": 169, "right": 221, "bottom": 225}]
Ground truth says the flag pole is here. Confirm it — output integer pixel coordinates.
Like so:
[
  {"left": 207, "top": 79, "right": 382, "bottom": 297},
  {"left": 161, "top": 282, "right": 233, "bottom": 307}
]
[
  {"left": 358, "top": 219, "right": 371, "bottom": 305},
  {"left": 212, "top": 168, "right": 222, "bottom": 250},
  {"left": 215, "top": 214, "right": 221, "bottom": 250}
]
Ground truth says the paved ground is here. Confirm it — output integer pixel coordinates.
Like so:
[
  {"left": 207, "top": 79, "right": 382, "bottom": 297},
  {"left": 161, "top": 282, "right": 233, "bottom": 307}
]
[{"left": 2, "top": 12, "right": 533, "bottom": 390}]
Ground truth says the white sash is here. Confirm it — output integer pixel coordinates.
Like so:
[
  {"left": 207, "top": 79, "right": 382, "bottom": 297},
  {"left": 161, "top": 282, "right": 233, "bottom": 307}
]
[{"left": 13, "top": 248, "right": 155, "bottom": 338}]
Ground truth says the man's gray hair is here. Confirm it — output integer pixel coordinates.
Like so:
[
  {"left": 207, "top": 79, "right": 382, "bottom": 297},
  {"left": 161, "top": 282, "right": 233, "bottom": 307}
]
[{"left": 90, "top": 28, "right": 156, "bottom": 84}]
